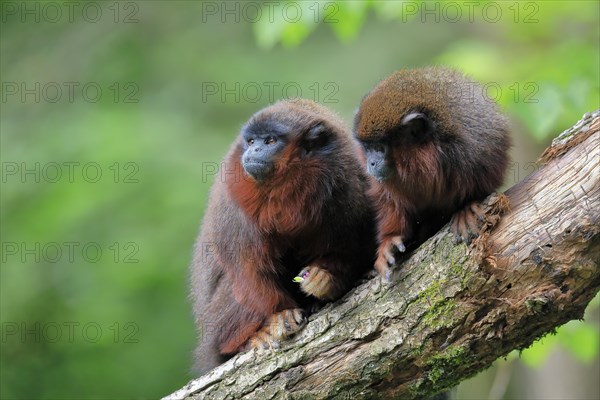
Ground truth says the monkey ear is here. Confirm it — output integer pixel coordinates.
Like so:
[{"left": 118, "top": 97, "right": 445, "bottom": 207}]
[
  {"left": 302, "top": 123, "right": 330, "bottom": 153},
  {"left": 306, "top": 123, "right": 328, "bottom": 139},
  {"left": 400, "top": 112, "right": 432, "bottom": 139}
]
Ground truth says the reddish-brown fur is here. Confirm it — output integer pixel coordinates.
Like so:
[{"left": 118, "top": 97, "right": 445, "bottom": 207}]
[
  {"left": 354, "top": 67, "right": 511, "bottom": 277},
  {"left": 191, "top": 99, "right": 375, "bottom": 374}
]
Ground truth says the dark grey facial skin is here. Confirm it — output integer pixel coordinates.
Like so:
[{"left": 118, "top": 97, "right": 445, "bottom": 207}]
[
  {"left": 241, "top": 119, "right": 332, "bottom": 182},
  {"left": 358, "top": 112, "right": 433, "bottom": 182},
  {"left": 364, "top": 143, "right": 393, "bottom": 181},
  {"left": 241, "top": 121, "right": 288, "bottom": 182},
  {"left": 242, "top": 141, "right": 277, "bottom": 181}
]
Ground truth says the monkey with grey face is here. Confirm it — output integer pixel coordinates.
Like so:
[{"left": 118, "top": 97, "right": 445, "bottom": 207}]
[
  {"left": 354, "top": 67, "right": 511, "bottom": 279},
  {"left": 191, "top": 99, "right": 376, "bottom": 375}
]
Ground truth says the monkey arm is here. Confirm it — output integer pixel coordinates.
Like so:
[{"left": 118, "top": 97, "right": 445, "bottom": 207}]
[
  {"left": 230, "top": 254, "right": 308, "bottom": 351},
  {"left": 373, "top": 197, "right": 412, "bottom": 280},
  {"left": 207, "top": 248, "right": 305, "bottom": 355}
]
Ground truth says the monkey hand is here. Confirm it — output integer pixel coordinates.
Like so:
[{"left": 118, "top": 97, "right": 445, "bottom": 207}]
[
  {"left": 374, "top": 235, "right": 406, "bottom": 281},
  {"left": 248, "top": 308, "right": 306, "bottom": 351},
  {"left": 451, "top": 201, "right": 486, "bottom": 245},
  {"left": 296, "top": 265, "right": 344, "bottom": 300}
]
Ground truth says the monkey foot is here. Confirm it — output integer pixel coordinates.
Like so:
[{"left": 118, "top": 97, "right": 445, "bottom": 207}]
[
  {"left": 296, "top": 265, "right": 337, "bottom": 300},
  {"left": 451, "top": 201, "right": 485, "bottom": 244},
  {"left": 248, "top": 308, "right": 306, "bottom": 350},
  {"left": 375, "top": 235, "right": 406, "bottom": 281}
]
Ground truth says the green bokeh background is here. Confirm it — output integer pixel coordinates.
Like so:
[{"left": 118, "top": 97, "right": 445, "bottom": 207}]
[{"left": 1, "top": 1, "right": 598, "bottom": 399}]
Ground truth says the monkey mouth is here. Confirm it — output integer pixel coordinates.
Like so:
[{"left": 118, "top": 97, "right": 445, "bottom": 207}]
[
  {"left": 366, "top": 159, "right": 393, "bottom": 181},
  {"left": 242, "top": 160, "right": 273, "bottom": 182},
  {"left": 244, "top": 160, "right": 267, "bottom": 168}
]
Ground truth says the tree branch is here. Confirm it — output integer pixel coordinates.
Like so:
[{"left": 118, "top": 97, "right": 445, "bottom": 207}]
[{"left": 165, "top": 110, "right": 600, "bottom": 400}]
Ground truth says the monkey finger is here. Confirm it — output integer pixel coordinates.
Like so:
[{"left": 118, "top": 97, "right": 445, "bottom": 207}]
[
  {"left": 382, "top": 246, "right": 396, "bottom": 265},
  {"left": 381, "top": 236, "right": 404, "bottom": 265},
  {"left": 391, "top": 236, "right": 406, "bottom": 253},
  {"left": 289, "top": 308, "right": 306, "bottom": 326},
  {"left": 266, "top": 308, "right": 306, "bottom": 340},
  {"left": 249, "top": 330, "right": 277, "bottom": 351},
  {"left": 259, "top": 337, "right": 280, "bottom": 351},
  {"left": 465, "top": 213, "right": 482, "bottom": 244},
  {"left": 451, "top": 210, "right": 470, "bottom": 243},
  {"left": 270, "top": 313, "right": 288, "bottom": 338},
  {"left": 300, "top": 266, "right": 335, "bottom": 300},
  {"left": 375, "top": 256, "right": 392, "bottom": 282},
  {"left": 465, "top": 233, "right": 473, "bottom": 246},
  {"left": 451, "top": 214, "right": 465, "bottom": 243},
  {"left": 470, "top": 202, "right": 485, "bottom": 222}
]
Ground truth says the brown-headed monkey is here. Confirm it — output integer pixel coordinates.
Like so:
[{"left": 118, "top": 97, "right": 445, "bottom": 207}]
[
  {"left": 190, "top": 99, "right": 376, "bottom": 375},
  {"left": 354, "top": 67, "right": 510, "bottom": 279}
]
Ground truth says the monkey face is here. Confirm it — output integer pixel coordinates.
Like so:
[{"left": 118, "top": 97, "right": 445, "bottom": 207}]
[
  {"left": 240, "top": 108, "right": 332, "bottom": 182},
  {"left": 241, "top": 120, "right": 288, "bottom": 182},
  {"left": 361, "top": 141, "right": 393, "bottom": 181},
  {"left": 357, "top": 112, "right": 433, "bottom": 182}
]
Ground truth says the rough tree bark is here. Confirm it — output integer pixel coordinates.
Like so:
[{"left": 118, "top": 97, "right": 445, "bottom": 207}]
[{"left": 165, "top": 111, "right": 600, "bottom": 400}]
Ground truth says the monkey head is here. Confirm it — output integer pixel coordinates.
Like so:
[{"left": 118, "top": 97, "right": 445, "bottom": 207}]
[
  {"left": 355, "top": 110, "right": 435, "bottom": 182},
  {"left": 354, "top": 67, "right": 511, "bottom": 223},
  {"left": 239, "top": 99, "right": 342, "bottom": 183},
  {"left": 352, "top": 69, "right": 468, "bottom": 203}
]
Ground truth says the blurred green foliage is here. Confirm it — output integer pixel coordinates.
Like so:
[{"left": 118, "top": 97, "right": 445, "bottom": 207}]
[
  {"left": 519, "top": 293, "right": 600, "bottom": 367},
  {"left": 255, "top": 0, "right": 599, "bottom": 139},
  {"left": 1, "top": 1, "right": 598, "bottom": 399}
]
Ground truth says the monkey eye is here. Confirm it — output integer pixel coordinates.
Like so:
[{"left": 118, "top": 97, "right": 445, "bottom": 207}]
[
  {"left": 364, "top": 142, "right": 384, "bottom": 153},
  {"left": 265, "top": 137, "right": 277, "bottom": 145},
  {"left": 247, "top": 138, "right": 255, "bottom": 145}
]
